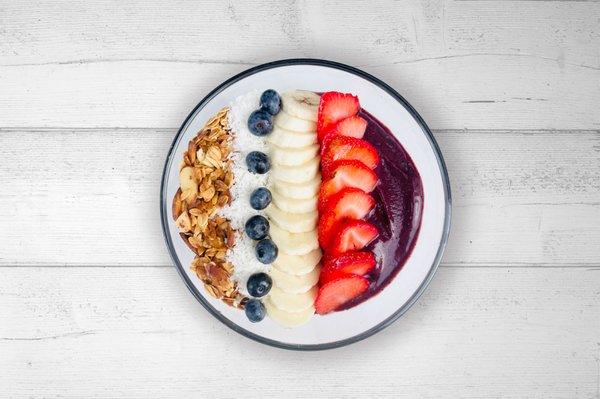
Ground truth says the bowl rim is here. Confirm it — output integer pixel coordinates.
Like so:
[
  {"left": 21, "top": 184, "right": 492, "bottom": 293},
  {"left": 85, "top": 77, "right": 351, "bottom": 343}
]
[{"left": 160, "top": 58, "right": 452, "bottom": 351}]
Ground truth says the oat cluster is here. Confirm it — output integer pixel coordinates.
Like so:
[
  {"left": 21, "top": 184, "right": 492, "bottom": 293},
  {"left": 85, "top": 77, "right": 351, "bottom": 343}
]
[{"left": 172, "top": 108, "right": 246, "bottom": 309}]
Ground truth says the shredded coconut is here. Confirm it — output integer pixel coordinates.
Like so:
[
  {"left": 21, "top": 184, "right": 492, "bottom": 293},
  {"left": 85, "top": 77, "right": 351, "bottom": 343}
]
[{"left": 220, "top": 91, "right": 270, "bottom": 294}]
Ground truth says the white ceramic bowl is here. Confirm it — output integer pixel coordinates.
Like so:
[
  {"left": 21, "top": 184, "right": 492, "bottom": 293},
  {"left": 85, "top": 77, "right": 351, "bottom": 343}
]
[{"left": 160, "top": 59, "right": 451, "bottom": 350}]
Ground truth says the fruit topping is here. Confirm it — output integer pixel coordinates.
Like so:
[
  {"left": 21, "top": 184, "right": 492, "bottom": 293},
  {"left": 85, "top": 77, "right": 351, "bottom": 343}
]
[
  {"left": 329, "top": 220, "right": 379, "bottom": 255},
  {"left": 260, "top": 89, "right": 281, "bottom": 115},
  {"left": 321, "top": 136, "right": 379, "bottom": 176},
  {"left": 318, "top": 160, "right": 378, "bottom": 210},
  {"left": 314, "top": 275, "right": 369, "bottom": 315},
  {"left": 255, "top": 238, "right": 278, "bottom": 264},
  {"left": 317, "top": 188, "right": 375, "bottom": 248},
  {"left": 331, "top": 115, "right": 367, "bottom": 139},
  {"left": 247, "top": 272, "right": 273, "bottom": 298},
  {"left": 250, "top": 187, "right": 272, "bottom": 210},
  {"left": 248, "top": 109, "right": 274, "bottom": 136},
  {"left": 245, "top": 299, "right": 267, "bottom": 322},
  {"left": 245, "top": 151, "right": 270, "bottom": 174},
  {"left": 281, "top": 90, "right": 320, "bottom": 122},
  {"left": 317, "top": 92, "right": 360, "bottom": 139},
  {"left": 245, "top": 215, "right": 269, "bottom": 240},
  {"left": 319, "top": 252, "right": 376, "bottom": 285}
]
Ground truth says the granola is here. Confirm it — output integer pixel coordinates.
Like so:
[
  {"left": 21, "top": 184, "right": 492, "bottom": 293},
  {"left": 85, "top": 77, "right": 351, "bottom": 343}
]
[{"left": 172, "top": 108, "right": 246, "bottom": 309}]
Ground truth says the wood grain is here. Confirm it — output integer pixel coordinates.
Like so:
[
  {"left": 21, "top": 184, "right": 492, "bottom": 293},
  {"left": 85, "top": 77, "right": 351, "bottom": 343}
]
[
  {"left": 0, "top": 128, "right": 598, "bottom": 267},
  {"left": 1, "top": 57, "right": 598, "bottom": 130},
  {"left": 0, "top": 1, "right": 598, "bottom": 130},
  {"left": 1, "top": 266, "right": 598, "bottom": 398},
  {"left": 2, "top": 0, "right": 598, "bottom": 67}
]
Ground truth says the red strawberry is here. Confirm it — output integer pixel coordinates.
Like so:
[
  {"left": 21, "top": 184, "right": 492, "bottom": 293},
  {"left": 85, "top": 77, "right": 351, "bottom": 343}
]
[
  {"left": 315, "top": 275, "right": 369, "bottom": 315},
  {"left": 319, "top": 252, "right": 376, "bottom": 285},
  {"left": 318, "top": 188, "right": 375, "bottom": 248},
  {"left": 329, "top": 220, "right": 379, "bottom": 255},
  {"left": 320, "top": 132, "right": 338, "bottom": 157},
  {"left": 317, "top": 92, "right": 360, "bottom": 139},
  {"left": 321, "top": 136, "right": 379, "bottom": 176},
  {"left": 332, "top": 116, "right": 367, "bottom": 139},
  {"left": 318, "top": 160, "right": 378, "bottom": 211}
]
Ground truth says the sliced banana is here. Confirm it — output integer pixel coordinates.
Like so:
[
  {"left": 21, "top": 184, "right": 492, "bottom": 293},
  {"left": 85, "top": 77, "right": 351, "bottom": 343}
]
[
  {"left": 270, "top": 143, "right": 319, "bottom": 167},
  {"left": 267, "top": 126, "right": 317, "bottom": 149},
  {"left": 281, "top": 90, "right": 320, "bottom": 122},
  {"left": 270, "top": 265, "right": 321, "bottom": 294},
  {"left": 271, "top": 175, "right": 321, "bottom": 200},
  {"left": 269, "top": 223, "right": 319, "bottom": 256},
  {"left": 272, "top": 248, "right": 322, "bottom": 276},
  {"left": 271, "top": 157, "right": 320, "bottom": 184},
  {"left": 265, "top": 204, "right": 317, "bottom": 233},
  {"left": 274, "top": 110, "right": 317, "bottom": 133},
  {"left": 271, "top": 189, "right": 317, "bottom": 213},
  {"left": 265, "top": 298, "right": 315, "bottom": 328},
  {"left": 268, "top": 285, "right": 317, "bottom": 313}
]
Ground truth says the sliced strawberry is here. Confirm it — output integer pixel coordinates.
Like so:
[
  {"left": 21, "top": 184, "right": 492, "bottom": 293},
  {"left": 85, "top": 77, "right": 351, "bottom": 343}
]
[
  {"left": 317, "top": 92, "right": 360, "bottom": 139},
  {"left": 320, "top": 132, "right": 337, "bottom": 157},
  {"left": 332, "top": 116, "right": 367, "bottom": 139},
  {"left": 318, "top": 160, "right": 378, "bottom": 211},
  {"left": 319, "top": 252, "right": 376, "bottom": 285},
  {"left": 321, "top": 136, "right": 379, "bottom": 176},
  {"left": 315, "top": 275, "right": 369, "bottom": 315},
  {"left": 318, "top": 188, "right": 375, "bottom": 248},
  {"left": 329, "top": 220, "right": 379, "bottom": 255},
  {"left": 319, "top": 116, "right": 368, "bottom": 154}
]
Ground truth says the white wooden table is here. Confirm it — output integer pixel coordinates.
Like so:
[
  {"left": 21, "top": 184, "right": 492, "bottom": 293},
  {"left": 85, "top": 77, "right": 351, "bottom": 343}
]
[{"left": 1, "top": 1, "right": 599, "bottom": 397}]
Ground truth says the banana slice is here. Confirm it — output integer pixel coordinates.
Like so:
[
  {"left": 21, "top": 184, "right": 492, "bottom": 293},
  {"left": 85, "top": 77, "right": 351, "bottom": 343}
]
[
  {"left": 281, "top": 90, "right": 320, "bottom": 122},
  {"left": 265, "top": 298, "right": 314, "bottom": 328},
  {"left": 274, "top": 110, "right": 317, "bottom": 133},
  {"left": 267, "top": 126, "right": 317, "bottom": 149},
  {"left": 269, "top": 224, "right": 318, "bottom": 256},
  {"left": 271, "top": 176, "right": 321, "bottom": 200},
  {"left": 270, "top": 265, "right": 321, "bottom": 294},
  {"left": 268, "top": 285, "right": 317, "bottom": 313},
  {"left": 270, "top": 143, "right": 319, "bottom": 167},
  {"left": 265, "top": 204, "right": 317, "bottom": 233},
  {"left": 272, "top": 248, "right": 322, "bottom": 276},
  {"left": 271, "top": 189, "right": 317, "bottom": 213},
  {"left": 271, "top": 157, "right": 320, "bottom": 184}
]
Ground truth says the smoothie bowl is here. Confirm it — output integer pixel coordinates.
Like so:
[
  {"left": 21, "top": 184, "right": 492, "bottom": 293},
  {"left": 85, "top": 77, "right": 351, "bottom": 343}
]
[{"left": 160, "top": 59, "right": 450, "bottom": 349}]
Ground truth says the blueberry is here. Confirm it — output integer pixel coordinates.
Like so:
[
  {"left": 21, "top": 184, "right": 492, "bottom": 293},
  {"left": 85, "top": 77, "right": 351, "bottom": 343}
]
[
  {"left": 245, "top": 299, "right": 266, "bottom": 323},
  {"left": 255, "top": 238, "right": 278, "bottom": 264},
  {"left": 247, "top": 109, "right": 273, "bottom": 136},
  {"left": 247, "top": 272, "right": 273, "bottom": 298},
  {"left": 245, "top": 215, "right": 269, "bottom": 240},
  {"left": 260, "top": 89, "right": 281, "bottom": 115},
  {"left": 250, "top": 187, "right": 272, "bottom": 210},
  {"left": 245, "top": 151, "right": 270, "bottom": 174}
]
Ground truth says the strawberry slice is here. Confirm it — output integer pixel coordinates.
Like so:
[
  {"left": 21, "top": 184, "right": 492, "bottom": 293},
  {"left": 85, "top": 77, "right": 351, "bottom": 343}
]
[
  {"left": 319, "top": 252, "right": 376, "bottom": 285},
  {"left": 320, "top": 132, "right": 338, "bottom": 157},
  {"left": 318, "top": 160, "right": 378, "bottom": 211},
  {"left": 317, "top": 92, "right": 360, "bottom": 139},
  {"left": 332, "top": 115, "right": 367, "bottom": 139},
  {"left": 319, "top": 116, "right": 368, "bottom": 155},
  {"left": 329, "top": 220, "right": 379, "bottom": 255},
  {"left": 315, "top": 275, "right": 370, "bottom": 315},
  {"left": 318, "top": 188, "right": 375, "bottom": 248},
  {"left": 321, "top": 136, "right": 379, "bottom": 176}
]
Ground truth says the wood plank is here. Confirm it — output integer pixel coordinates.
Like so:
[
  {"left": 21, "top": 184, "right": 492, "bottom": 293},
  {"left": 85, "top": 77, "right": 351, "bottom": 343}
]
[
  {"left": 0, "top": 57, "right": 598, "bottom": 130},
  {"left": 1, "top": 1, "right": 598, "bottom": 130},
  {"left": 2, "top": 0, "right": 598, "bottom": 68},
  {"left": 0, "top": 129, "right": 598, "bottom": 267},
  {"left": 0, "top": 267, "right": 598, "bottom": 398}
]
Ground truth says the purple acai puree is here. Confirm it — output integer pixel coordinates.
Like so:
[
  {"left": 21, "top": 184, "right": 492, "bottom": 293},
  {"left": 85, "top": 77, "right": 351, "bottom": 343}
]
[{"left": 338, "top": 109, "right": 424, "bottom": 310}]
